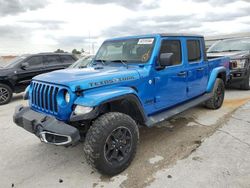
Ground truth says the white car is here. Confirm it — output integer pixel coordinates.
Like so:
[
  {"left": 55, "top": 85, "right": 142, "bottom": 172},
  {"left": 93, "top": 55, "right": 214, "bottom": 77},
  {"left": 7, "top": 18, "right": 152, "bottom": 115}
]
[{"left": 69, "top": 55, "right": 94, "bottom": 69}]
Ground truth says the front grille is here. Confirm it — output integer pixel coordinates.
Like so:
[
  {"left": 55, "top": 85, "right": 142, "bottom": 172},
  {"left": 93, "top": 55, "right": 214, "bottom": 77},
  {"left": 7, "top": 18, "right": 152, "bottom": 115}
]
[{"left": 31, "top": 81, "right": 59, "bottom": 114}]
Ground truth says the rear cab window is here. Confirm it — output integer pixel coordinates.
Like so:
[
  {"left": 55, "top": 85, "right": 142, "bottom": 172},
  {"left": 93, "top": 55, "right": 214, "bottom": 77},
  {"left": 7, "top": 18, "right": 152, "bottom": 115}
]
[{"left": 187, "top": 40, "right": 202, "bottom": 63}]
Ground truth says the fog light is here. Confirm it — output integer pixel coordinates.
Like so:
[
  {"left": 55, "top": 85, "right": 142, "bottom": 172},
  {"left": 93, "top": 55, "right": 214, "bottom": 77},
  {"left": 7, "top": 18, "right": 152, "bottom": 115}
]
[{"left": 74, "top": 105, "right": 93, "bottom": 115}]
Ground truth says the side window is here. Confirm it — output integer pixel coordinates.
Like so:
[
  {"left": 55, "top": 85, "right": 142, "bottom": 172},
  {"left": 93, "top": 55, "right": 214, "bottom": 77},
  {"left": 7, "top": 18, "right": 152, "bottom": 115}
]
[
  {"left": 45, "top": 55, "right": 61, "bottom": 65},
  {"left": 160, "top": 40, "right": 182, "bottom": 66},
  {"left": 61, "top": 55, "right": 75, "bottom": 64},
  {"left": 187, "top": 40, "right": 201, "bottom": 62},
  {"left": 26, "top": 56, "right": 43, "bottom": 68}
]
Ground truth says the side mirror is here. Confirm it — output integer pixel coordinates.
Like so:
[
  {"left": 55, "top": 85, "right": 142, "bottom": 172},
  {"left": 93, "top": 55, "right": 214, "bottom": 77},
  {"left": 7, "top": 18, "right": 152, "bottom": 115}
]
[
  {"left": 159, "top": 53, "right": 174, "bottom": 67},
  {"left": 21, "top": 62, "right": 29, "bottom": 70}
]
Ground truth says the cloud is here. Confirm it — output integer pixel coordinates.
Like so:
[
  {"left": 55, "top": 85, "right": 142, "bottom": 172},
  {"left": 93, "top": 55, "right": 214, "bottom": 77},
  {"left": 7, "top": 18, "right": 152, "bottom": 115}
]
[
  {"left": 0, "top": 25, "right": 30, "bottom": 39},
  {"left": 0, "top": 0, "right": 48, "bottom": 17},
  {"left": 101, "top": 4, "right": 250, "bottom": 38},
  {"left": 101, "top": 14, "right": 202, "bottom": 37},
  {"left": 67, "top": 0, "right": 160, "bottom": 10},
  {"left": 201, "top": 6, "right": 250, "bottom": 22},
  {"left": 52, "top": 36, "right": 89, "bottom": 46},
  {"left": 192, "top": 0, "right": 250, "bottom": 5},
  {"left": 19, "top": 20, "right": 66, "bottom": 30}
]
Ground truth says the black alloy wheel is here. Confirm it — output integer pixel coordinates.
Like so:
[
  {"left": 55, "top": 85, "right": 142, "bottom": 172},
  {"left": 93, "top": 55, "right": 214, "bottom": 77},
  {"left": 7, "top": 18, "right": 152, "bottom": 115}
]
[{"left": 104, "top": 126, "right": 132, "bottom": 164}]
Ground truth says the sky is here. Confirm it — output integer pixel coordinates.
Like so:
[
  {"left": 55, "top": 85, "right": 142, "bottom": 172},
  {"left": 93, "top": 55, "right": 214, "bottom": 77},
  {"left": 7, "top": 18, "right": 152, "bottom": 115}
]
[{"left": 0, "top": 0, "right": 249, "bottom": 55}]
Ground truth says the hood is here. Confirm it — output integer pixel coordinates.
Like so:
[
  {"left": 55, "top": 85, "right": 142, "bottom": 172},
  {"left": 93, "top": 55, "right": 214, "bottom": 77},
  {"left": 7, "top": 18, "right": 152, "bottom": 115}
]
[
  {"left": 33, "top": 66, "right": 141, "bottom": 91},
  {"left": 207, "top": 50, "right": 250, "bottom": 59}
]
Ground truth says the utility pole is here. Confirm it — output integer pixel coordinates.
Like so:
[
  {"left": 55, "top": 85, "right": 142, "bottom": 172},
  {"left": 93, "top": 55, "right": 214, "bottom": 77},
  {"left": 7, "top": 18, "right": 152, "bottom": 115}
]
[{"left": 88, "top": 31, "right": 91, "bottom": 54}]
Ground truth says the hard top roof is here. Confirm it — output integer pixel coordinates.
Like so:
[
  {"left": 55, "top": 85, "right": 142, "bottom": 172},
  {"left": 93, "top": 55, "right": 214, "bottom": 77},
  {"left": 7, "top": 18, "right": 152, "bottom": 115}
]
[{"left": 106, "top": 33, "right": 204, "bottom": 41}]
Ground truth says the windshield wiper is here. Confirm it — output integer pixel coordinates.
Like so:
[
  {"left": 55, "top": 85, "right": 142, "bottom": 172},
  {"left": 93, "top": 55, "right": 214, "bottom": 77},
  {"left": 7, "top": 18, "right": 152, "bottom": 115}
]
[
  {"left": 208, "top": 50, "right": 221, "bottom": 53},
  {"left": 209, "top": 50, "right": 241, "bottom": 53},
  {"left": 110, "top": 60, "right": 128, "bottom": 68},
  {"left": 94, "top": 59, "right": 106, "bottom": 65},
  {"left": 78, "top": 65, "right": 87, "bottom": 69},
  {"left": 220, "top": 50, "right": 241, "bottom": 52}
]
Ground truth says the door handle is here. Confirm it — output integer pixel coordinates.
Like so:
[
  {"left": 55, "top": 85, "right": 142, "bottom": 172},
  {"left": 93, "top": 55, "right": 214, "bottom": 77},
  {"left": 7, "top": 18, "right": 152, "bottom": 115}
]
[
  {"left": 177, "top": 71, "right": 187, "bottom": 77},
  {"left": 197, "top": 67, "right": 204, "bottom": 71}
]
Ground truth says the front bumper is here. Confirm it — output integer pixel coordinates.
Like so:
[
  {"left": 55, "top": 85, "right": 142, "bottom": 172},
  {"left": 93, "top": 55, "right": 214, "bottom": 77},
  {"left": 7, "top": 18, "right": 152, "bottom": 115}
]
[
  {"left": 228, "top": 69, "right": 248, "bottom": 84},
  {"left": 13, "top": 105, "right": 80, "bottom": 146}
]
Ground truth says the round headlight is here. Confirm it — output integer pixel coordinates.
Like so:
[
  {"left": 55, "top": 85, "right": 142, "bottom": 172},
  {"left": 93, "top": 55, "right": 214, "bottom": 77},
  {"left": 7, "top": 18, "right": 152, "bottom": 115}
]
[{"left": 65, "top": 91, "right": 70, "bottom": 103}]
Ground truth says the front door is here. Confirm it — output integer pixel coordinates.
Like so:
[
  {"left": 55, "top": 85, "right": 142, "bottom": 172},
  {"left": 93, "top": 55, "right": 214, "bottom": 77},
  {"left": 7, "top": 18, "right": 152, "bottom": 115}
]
[{"left": 154, "top": 38, "right": 188, "bottom": 110}]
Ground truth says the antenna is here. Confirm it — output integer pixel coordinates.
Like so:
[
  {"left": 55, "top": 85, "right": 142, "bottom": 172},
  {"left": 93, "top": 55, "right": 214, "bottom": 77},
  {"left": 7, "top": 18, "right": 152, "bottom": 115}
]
[{"left": 88, "top": 31, "right": 91, "bottom": 54}]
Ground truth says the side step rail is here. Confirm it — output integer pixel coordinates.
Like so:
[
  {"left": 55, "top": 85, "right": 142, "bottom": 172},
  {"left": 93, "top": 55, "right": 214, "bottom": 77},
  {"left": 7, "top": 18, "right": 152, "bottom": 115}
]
[{"left": 145, "top": 93, "right": 212, "bottom": 127}]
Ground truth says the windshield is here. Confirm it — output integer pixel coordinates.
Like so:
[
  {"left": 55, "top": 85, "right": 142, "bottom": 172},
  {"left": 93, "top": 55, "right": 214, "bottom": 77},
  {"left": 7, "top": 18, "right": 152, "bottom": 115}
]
[
  {"left": 208, "top": 38, "right": 250, "bottom": 53},
  {"left": 95, "top": 38, "right": 155, "bottom": 63},
  {"left": 69, "top": 55, "right": 94, "bottom": 68},
  {"left": 1, "top": 56, "right": 27, "bottom": 68}
]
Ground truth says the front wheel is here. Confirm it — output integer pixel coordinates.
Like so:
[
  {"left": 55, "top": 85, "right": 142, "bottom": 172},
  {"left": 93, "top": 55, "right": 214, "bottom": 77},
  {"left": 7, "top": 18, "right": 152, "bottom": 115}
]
[
  {"left": 0, "top": 84, "right": 13, "bottom": 105},
  {"left": 84, "top": 112, "right": 139, "bottom": 176},
  {"left": 205, "top": 78, "right": 225, "bottom": 110}
]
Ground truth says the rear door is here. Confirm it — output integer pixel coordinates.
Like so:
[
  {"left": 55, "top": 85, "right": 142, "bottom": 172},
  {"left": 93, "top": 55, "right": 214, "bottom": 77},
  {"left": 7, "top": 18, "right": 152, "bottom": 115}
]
[
  {"left": 186, "top": 38, "right": 209, "bottom": 98},
  {"left": 44, "top": 55, "right": 64, "bottom": 72},
  {"left": 154, "top": 38, "right": 188, "bottom": 109}
]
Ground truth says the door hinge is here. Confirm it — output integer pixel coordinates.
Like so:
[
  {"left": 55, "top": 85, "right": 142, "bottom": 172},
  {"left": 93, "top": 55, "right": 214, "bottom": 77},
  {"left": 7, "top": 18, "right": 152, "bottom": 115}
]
[{"left": 154, "top": 96, "right": 161, "bottom": 102}]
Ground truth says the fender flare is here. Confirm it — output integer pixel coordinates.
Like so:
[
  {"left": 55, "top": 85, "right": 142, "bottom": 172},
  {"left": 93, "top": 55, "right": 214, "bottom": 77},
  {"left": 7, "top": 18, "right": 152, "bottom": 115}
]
[
  {"left": 206, "top": 67, "right": 226, "bottom": 93},
  {"left": 73, "top": 87, "right": 147, "bottom": 123}
]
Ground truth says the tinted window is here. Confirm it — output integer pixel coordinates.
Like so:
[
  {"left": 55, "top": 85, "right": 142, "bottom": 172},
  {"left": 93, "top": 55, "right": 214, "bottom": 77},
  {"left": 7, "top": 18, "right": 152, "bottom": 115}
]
[
  {"left": 61, "top": 55, "right": 75, "bottom": 64},
  {"left": 45, "top": 55, "right": 61, "bottom": 65},
  {"left": 3, "top": 56, "right": 27, "bottom": 68},
  {"left": 26, "top": 56, "right": 43, "bottom": 67},
  {"left": 160, "top": 40, "right": 182, "bottom": 66},
  {"left": 187, "top": 40, "right": 201, "bottom": 62}
]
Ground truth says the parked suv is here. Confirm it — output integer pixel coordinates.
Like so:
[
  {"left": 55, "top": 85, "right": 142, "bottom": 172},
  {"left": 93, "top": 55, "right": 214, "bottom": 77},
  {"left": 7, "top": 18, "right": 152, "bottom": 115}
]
[
  {"left": 207, "top": 37, "right": 250, "bottom": 90},
  {"left": 0, "top": 53, "right": 77, "bottom": 105}
]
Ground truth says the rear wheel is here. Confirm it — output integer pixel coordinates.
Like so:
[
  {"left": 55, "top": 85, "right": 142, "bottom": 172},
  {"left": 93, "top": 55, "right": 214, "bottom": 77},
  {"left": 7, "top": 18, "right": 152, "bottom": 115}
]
[
  {"left": 205, "top": 78, "right": 225, "bottom": 109},
  {"left": 240, "top": 72, "right": 250, "bottom": 90},
  {"left": 84, "top": 112, "right": 139, "bottom": 176},
  {"left": 0, "top": 84, "right": 12, "bottom": 105}
]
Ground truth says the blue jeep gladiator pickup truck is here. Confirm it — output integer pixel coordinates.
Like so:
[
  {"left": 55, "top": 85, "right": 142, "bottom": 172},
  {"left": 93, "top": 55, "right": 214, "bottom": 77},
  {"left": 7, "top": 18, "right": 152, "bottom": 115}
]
[{"left": 14, "top": 33, "right": 230, "bottom": 175}]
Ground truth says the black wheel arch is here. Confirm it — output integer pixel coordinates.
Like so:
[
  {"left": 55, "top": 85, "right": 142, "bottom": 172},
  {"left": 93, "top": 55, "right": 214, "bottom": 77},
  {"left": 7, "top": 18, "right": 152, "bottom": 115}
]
[
  {"left": 98, "top": 94, "right": 147, "bottom": 125},
  {"left": 0, "top": 79, "right": 14, "bottom": 91},
  {"left": 217, "top": 71, "right": 227, "bottom": 84}
]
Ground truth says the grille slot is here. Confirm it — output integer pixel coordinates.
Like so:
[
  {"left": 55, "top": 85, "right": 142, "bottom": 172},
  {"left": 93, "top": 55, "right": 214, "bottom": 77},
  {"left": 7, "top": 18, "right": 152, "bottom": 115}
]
[{"left": 31, "top": 81, "right": 59, "bottom": 114}]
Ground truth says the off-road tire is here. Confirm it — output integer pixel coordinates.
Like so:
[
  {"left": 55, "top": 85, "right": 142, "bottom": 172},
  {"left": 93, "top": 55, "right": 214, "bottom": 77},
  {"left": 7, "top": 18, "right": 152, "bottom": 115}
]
[
  {"left": 205, "top": 78, "right": 225, "bottom": 110},
  {"left": 0, "top": 84, "right": 12, "bottom": 105},
  {"left": 84, "top": 112, "right": 139, "bottom": 176},
  {"left": 240, "top": 72, "right": 250, "bottom": 90}
]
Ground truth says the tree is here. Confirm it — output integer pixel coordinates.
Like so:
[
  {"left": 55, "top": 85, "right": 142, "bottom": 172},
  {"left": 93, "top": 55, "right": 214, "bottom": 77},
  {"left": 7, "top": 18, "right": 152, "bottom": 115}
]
[
  {"left": 72, "top": 49, "right": 81, "bottom": 55},
  {"left": 54, "top": 49, "right": 66, "bottom": 53}
]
